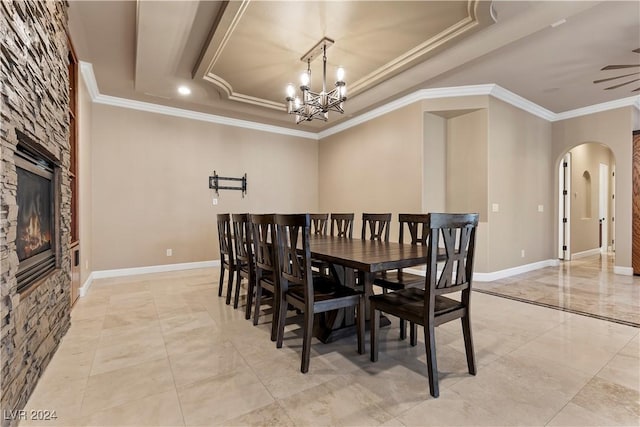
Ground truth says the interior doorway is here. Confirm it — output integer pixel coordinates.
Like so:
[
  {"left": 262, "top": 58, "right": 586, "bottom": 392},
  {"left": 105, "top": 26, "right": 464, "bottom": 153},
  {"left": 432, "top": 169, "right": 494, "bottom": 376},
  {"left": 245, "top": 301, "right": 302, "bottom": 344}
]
[{"left": 558, "top": 143, "right": 615, "bottom": 261}]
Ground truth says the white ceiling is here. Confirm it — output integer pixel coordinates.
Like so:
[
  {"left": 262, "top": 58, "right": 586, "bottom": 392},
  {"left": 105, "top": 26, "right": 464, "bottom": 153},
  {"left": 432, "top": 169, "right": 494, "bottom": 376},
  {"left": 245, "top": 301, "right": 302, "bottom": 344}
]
[{"left": 67, "top": 1, "right": 640, "bottom": 131}]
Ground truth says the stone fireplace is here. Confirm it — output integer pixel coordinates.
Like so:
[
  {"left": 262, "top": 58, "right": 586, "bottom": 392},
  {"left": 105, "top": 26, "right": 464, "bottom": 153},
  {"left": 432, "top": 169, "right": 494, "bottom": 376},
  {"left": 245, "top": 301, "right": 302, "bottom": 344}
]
[
  {"left": 1, "top": 2, "right": 72, "bottom": 425},
  {"left": 14, "top": 131, "right": 61, "bottom": 293}
]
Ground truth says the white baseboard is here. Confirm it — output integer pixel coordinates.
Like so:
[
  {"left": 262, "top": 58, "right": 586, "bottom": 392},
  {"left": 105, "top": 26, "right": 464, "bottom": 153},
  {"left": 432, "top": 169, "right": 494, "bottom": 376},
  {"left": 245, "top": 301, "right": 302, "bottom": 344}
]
[
  {"left": 79, "top": 272, "right": 94, "bottom": 297},
  {"left": 571, "top": 248, "right": 602, "bottom": 260},
  {"left": 80, "top": 260, "right": 220, "bottom": 296},
  {"left": 613, "top": 266, "right": 634, "bottom": 276},
  {"left": 406, "top": 259, "right": 560, "bottom": 282}
]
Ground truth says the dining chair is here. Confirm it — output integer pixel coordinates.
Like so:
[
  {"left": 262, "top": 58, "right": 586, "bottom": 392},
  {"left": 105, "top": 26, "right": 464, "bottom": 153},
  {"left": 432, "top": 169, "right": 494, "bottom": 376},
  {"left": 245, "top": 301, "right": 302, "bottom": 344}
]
[
  {"left": 250, "top": 213, "right": 280, "bottom": 341},
  {"left": 232, "top": 213, "right": 255, "bottom": 318},
  {"left": 310, "top": 213, "right": 329, "bottom": 235},
  {"left": 361, "top": 213, "right": 392, "bottom": 241},
  {"left": 330, "top": 213, "right": 354, "bottom": 238},
  {"left": 216, "top": 213, "right": 238, "bottom": 305},
  {"left": 374, "top": 213, "right": 430, "bottom": 342},
  {"left": 370, "top": 212, "right": 479, "bottom": 398},
  {"left": 274, "top": 213, "right": 365, "bottom": 373}
]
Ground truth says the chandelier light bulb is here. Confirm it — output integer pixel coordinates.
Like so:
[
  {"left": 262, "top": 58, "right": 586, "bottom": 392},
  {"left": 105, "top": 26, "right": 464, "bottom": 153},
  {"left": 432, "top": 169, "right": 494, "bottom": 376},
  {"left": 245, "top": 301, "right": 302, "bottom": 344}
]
[
  {"left": 294, "top": 97, "right": 301, "bottom": 108},
  {"left": 340, "top": 85, "right": 347, "bottom": 98},
  {"left": 336, "top": 67, "right": 345, "bottom": 82},
  {"left": 300, "top": 71, "right": 310, "bottom": 87},
  {"left": 286, "top": 83, "right": 295, "bottom": 98}
]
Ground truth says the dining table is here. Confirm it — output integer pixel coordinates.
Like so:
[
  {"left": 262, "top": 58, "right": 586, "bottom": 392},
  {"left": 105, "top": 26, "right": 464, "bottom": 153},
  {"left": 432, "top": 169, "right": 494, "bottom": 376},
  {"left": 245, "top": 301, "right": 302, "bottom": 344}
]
[{"left": 308, "top": 235, "right": 430, "bottom": 343}]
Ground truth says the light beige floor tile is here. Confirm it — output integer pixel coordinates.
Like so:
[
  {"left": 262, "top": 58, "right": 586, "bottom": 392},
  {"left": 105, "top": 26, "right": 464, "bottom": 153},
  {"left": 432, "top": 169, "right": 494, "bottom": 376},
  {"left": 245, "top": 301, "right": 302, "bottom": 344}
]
[
  {"left": 546, "top": 402, "right": 624, "bottom": 426},
  {"left": 177, "top": 369, "right": 274, "bottom": 426},
  {"left": 222, "top": 401, "right": 296, "bottom": 427},
  {"left": 568, "top": 376, "right": 640, "bottom": 426},
  {"left": 163, "top": 325, "right": 224, "bottom": 357},
  {"left": 168, "top": 340, "right": 249, "bottom": 387},
  {"left": 21, "top": 377, "right": 86, "bottom": 426},
  {"left": 159, "top": 311, "right": 216, "bottom": 336},
  {"left": 90, "top": 332, "right": 168, "bottom": 376},
  {"left": 597, "top": 352, "right": 640, "bottom": 392},
  {"left": 81, "top": 357, "right": 175, "bottom": 415},
  {"left": 278, "top": 375, "right": 394, "bottom": 426},
  {"left": 79, "top": 389, "right": 184, "bottom": 426}
]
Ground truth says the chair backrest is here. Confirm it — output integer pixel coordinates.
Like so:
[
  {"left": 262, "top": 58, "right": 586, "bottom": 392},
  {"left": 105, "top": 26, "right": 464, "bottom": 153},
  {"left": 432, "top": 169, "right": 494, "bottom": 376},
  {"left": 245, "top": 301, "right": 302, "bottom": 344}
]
[
  {"left": 361, "top": 213, "right": 392, "bottom": 241},
  {"left": 217, "top": 213, "right": 234, "bottom": 264},
  {"left": 330, "top": 213, "right": 354, "bottom": 238},
  {"left": 398, "top": 213, "right": 430, "bottom": 245},
  {"left": 425, "top": 213, "right": 479, "bottom": 299},
  {"left": 232, "top": 213, "right": 253, "bottom": 269},
  {"left": 250, "top": 214, "right": 278, "bottom": 276},
  {"left": 310, "top": 213, "right": 329, "bottom": 236},
  {"left": 275, "top": 214, "right": 313, "bottom": 305}
]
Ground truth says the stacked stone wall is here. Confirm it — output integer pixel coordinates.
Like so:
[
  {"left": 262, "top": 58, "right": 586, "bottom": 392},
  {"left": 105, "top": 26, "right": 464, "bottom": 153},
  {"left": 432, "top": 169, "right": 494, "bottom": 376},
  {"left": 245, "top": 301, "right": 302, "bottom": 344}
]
[{"left": 0, "top": 2, "right": 71, "bottom": 426}]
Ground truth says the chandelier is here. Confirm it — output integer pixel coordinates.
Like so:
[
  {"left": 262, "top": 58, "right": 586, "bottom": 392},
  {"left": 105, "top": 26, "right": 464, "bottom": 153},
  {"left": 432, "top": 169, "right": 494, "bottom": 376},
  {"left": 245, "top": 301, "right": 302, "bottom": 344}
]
[{"left": 285, "top": 37, "right": 347, "bottom": 124}]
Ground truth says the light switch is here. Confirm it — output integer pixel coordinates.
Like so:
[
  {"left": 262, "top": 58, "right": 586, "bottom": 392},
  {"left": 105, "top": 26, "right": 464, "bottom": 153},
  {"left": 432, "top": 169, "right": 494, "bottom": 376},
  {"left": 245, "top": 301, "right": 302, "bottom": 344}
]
[
  {"left": 212, "top": 198, "right": 218, "bottom": 205},
  {"left": 538, "top": 204, "right": 544, "bottom": 212},
  {"left": 492, "top": 203, "right": 499, "bottom": 212}
]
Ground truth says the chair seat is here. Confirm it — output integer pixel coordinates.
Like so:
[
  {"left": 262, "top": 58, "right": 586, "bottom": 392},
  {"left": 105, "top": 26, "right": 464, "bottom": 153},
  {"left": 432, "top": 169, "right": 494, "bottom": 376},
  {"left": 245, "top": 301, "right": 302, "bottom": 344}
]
[
  {"left": 370, "top": 288, "right": 462, "bottom": 324},
  {"left": 374, "top": 271, "right": 424, "bottom": 291},
  {"left": 288, "top": 276, "right": 362, "bottom": 303}
]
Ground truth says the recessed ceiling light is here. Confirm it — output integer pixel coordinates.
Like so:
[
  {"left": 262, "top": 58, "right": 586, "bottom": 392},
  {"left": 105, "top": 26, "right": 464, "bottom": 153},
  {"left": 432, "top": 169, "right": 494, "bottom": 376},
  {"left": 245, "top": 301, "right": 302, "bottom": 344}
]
[{"left": 178, "top": 86, "right": 191, "bottom": 95}]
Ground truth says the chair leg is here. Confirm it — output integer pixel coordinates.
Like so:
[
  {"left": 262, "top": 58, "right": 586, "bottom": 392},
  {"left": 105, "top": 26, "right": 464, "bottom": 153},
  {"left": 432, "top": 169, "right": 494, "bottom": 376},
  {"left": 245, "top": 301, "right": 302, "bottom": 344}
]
[
  {"left": 276, "top": 294, "right": 288, "bottom": 349},
  {"left": 356, "top": 296, "right": 365, "bottom": 355},
  {"left": 410, "top": 322, "right": 417, "bottom": 347},
  {"left": 461, "top": 315, "right": 476, "bottom": 375},
  {"left": 370, "top": 304, "right": 380, "bottom": 362},
  {"left": 245, "top": 278, "right": 254, "bottom": 320},
  {"left": 270, "top": 288, "right": 280, "bottom": 342},
  {"left": 233, "top": 271, "right": 242, "bottom": 309},
  {"left": 300, "top": 309, "right": 314, "bottom": 373},
  {"left": 253, "top": 284, "right": 262, "bottom": 326},
  {"left": 399, "top": 319, "right": 406, "bottom": 340},
  {"left": 225, "top": 268, "right": 234, "bottom": 305},
  {"left": 424, "top": 324, "right": 439, "bottom": 398},
  {"left": 218, "top": 266, "right": 225, "bottom": 297}
]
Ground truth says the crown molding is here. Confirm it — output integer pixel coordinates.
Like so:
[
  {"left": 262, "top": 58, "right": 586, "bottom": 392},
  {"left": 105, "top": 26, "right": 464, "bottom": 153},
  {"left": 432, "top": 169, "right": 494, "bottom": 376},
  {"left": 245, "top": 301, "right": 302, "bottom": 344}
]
[
  {"left": 79, "top": 61, "right": 317, "bottom": 140},
  {"left": 79, "top": 60, "right": 640, "bottom": 141},
  {"left": 553, "top": 95, "right": 640, "bottom": 122}
]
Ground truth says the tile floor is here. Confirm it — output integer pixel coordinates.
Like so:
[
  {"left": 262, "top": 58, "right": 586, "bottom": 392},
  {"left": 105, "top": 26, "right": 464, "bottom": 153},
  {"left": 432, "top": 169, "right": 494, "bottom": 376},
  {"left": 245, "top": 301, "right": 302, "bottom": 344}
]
[
  {"left": 20, "top": 259, "right": 639, "bottom": 426},
  {"left": 475, "top": 255, "right": 640, "bottom": 326}
]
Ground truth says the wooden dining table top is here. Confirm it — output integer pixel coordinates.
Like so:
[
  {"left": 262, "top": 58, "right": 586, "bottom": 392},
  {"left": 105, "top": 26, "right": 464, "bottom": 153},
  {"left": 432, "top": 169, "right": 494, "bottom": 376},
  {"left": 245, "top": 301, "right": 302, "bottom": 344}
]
[{"left": 308, "top": 235, "right": 429, "bottom": 273}]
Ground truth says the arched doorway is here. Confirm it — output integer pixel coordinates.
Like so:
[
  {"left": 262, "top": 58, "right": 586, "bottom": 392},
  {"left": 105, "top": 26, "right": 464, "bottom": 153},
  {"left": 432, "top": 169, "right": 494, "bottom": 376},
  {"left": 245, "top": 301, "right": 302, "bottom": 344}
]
[{"left": 557, "top": 142, "right": 615, "bottom": 261}]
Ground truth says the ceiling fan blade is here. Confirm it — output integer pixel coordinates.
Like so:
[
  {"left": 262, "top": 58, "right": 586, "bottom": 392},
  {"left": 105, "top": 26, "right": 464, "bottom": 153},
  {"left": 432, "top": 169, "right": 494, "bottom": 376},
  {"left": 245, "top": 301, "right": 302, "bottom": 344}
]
[
  {"left": 601, "top": 64, "right": 640, "bottom": 70},
  {"left": 605, "top": 78, "right": 640, "bottom": 90},
  {"left": 633, "top": 87, "right": 640, "bottom": 92},
  {"left": 593, "top": 72, "right": 640, "bottom": 84},
  {"left": 634, "top": 48, "right": 640, "bottom": 54}
]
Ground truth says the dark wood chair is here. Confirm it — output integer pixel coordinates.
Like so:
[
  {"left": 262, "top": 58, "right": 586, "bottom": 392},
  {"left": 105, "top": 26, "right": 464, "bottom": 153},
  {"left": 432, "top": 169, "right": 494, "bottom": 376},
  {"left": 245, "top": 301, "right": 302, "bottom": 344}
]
[
  {"left": 310, "top": 213, "right": 328, "bottom": 235},
  {"left": 274, "top": 213, "right": 365, "bottom": 373},
  {"left": 361, "top": 213, "right": 392, "bottom": 241},
  {"left": 232, "top": 213, "right": 255, "bottom": 318},
  {"left": 216, "top": 213, "right": 238, "bottom": 305},
  {"left": 330, "top": 213, "right": 354, "bottom": 238},
  {"left": 370, "top": 213, "right": 479, "bottom": 398},
  {"left": 375, "top": 214, "right": 431, "bottom": 341},
  {"left": 310, "top": 213, "right": 330, "bottom": 275},
  {"left": 250, "top": 213, "right": 280, "bottom": 341}
]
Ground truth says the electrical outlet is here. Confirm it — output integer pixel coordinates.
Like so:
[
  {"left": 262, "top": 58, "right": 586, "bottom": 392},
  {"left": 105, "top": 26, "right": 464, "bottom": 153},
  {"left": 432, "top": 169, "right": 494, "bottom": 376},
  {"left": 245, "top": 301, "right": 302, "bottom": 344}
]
[
  {"left": 521, "top": 249, "right": 525, "bottom": 258},
  {"left": 166, "top": 249, "right": 172, "bottom": 257},
  {"left": 492, "top": 203, "right": 499, "bottom": 212},
  {"left": 212, "top": 198, "right": 218, "bottom": 205}
]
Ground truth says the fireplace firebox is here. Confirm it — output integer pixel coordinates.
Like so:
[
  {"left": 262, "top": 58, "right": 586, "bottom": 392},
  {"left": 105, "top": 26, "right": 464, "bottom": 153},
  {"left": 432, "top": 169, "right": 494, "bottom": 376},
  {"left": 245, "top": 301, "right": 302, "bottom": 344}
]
[{"left": 15, "top": 132, "right": 60, "bottom": 293}]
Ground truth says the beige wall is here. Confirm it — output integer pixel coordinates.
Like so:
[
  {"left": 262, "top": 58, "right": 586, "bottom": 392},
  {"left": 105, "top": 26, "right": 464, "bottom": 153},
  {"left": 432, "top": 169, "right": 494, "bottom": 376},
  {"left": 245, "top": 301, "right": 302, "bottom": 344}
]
[
  {"left": 446, "top": 109, "right": 488, "bottom": 221},
  {"left": 552, "top": 107, "right": 634, "bottom": 269},
  {"left": 318, "top": 103, "right": 423, "bottom": 239},
  {"left": 91, "top": 104, "right": 318, "bottom": 270},
  {"left": 422, "top": 112, "right": 446, "bottom": 213},
  {"left": 78, "top": 74, "right": 93, "bottom": 283},
  {"left": 487, "top": 98, "right": 554, "bottom": 271},
  {"left": 568, "top": 143, "right": 614, "bottom": 255}
]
